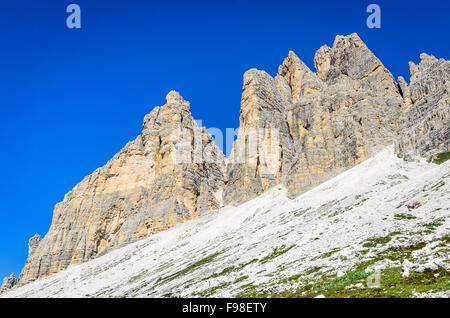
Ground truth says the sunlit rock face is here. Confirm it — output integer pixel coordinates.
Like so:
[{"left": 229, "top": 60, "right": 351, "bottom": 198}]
[
  {"left": 10, "top": 33, "right": 449, "bottom": 290},
  {"left": 225, "top": 33, "right": 403, "bottom": 203},
  {"left": 18, "top": 91, "right": 226, "bottom": 285},
  {"left": 396, "top": 53, "right": 450, "bottom": 158}
]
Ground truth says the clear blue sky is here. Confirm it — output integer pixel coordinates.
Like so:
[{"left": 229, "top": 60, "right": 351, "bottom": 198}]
[{"left": 0, "top": 0, "right": 449, "bottom": 280}]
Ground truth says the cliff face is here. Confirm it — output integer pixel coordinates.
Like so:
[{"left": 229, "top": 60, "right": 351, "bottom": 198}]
[
  {"left": 0, "top": 273, "right": 16, "bottom": 293},
  {"left": 224, "top": 33, "right": 403, "bottom": 203},
  {"left": 396, "top": 54, "right": 450, "bottom": 157},
  {"left": 18, "top": 91, "right": 225, "bottom": 284},
  {"left": 7, "top": 33, "right": 449, "bottom": 289}
]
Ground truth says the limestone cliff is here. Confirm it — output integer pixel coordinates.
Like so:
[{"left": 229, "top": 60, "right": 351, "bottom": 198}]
[
  {"left": 6, "top": 33, "right": 449, "bottom": 290},
  {"left": 224, "top": 33, "right": 404, "bottom": 203},
  {"left": 17, "top": 91, "right": 225, "bottom": 285},
  {"left": 0, "top": 273, "right": 16, "bottom": 293}
]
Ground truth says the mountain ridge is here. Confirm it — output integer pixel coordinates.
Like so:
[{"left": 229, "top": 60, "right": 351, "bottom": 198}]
[{"left": 2, "top": 146, "right": 449, "bottom": 297}]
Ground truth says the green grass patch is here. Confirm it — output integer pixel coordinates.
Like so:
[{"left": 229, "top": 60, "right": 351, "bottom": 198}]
[
  {"left": 362, "top": 235, "right": 392, "bottom": 248},
  {"left": 394, "top": 213, "right": 417, "bottom": 220}
]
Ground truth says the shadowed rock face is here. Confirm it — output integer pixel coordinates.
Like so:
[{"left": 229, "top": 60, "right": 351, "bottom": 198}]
[
  {"left": 9, "top": 33, "right": 449, "bottom": 290},
  {"left": 17, "top": 91, "right": 226, "bottom": 285}
]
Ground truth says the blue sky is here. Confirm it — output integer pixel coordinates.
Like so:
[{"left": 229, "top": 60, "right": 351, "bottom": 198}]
[{"left": 0, "top": 0, "right": 449, "bottom": 280}]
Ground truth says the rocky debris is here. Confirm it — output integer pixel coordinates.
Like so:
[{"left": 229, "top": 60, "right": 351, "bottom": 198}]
[
  {"left": 403, "top": 258, "right": 443, "bottom": 274},
  {"left": 396, "top": 53, "right": 450, "bottom": 158},
  {"left": 256, "top": 282, "right": 304, "bottom": 296},
  {"left": 17, "top": 91, "right": 226, "bottom": 286},
  {"left": 402, "top": 267, "right": 410, "bottom": 278},
  {"left": 0, "top": 273, "right": 16, "bottom": 294}
]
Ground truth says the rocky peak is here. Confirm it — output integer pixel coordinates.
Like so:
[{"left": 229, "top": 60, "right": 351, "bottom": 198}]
[
  {"left": 397, "top": 76, "right": 413, "bottom": 108},
  {"left": 409, "top": 53, "right": 440, "bottom": 77},
  {"left": 143, "top": 90, "right": 191, "bottom": 131},
  {"left": 0, "top": 273, "right": 16, "bottom": 294},
  {"left": 314, "top": 45, "right": 332, "bottom": 81}
]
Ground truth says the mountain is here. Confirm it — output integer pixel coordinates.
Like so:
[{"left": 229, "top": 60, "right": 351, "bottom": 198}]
[
  {"left": 17, "top": 91, "right": 226, "bottom": 284},
  {"left": 1, "top": 33, "right": 449, "bottom": 294},
  {"left": 2, "top": 147, "right": 449, "bottom": 297}
]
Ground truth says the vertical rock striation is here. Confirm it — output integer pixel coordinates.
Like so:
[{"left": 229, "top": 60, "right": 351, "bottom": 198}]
[
  {"left": 17, "top": 91, "right": 225, "bottom": 285},
  {"left": 224, "top": 33, "right": 403, "bottom": 203}
]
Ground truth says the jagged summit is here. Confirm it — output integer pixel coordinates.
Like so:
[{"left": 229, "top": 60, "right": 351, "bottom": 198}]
[
  {"left": 409, "top": 53, "right": 441, "bottom": 76},
  {"left": 396, "top": 52, "right": 450, "bottom": 157},
  {"left": 3, "top": 33, "right": 448, "bottom": 292},
  {"left": 3, "top": 147, "right": 449, "bottom": 298},
  {"left": 164, "top": 90, "right": 190, "bottom": 111}
]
